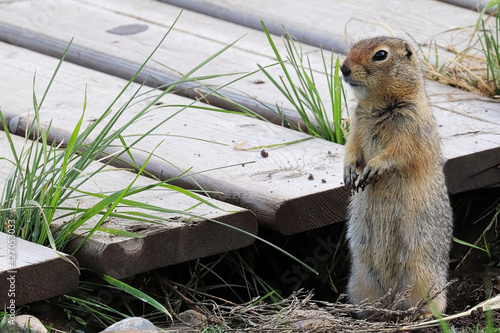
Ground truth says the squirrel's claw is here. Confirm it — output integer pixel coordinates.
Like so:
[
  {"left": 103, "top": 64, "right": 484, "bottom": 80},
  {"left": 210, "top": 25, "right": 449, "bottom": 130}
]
[
  {"left": 344, "top": 164, "right": 358, "bottom": 190},
  {"left": 357, "top": 165, "right": 377, "bottom": 191}
]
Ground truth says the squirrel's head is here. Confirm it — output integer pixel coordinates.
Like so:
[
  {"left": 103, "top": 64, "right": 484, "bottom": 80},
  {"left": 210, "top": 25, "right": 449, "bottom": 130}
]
[{"left": 340, "top": 37, "right": 424, "bottom": 101}]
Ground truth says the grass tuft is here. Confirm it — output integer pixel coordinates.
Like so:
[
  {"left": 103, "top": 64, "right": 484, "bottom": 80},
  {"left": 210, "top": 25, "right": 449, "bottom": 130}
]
[
  {"left": 258, "top": 21, "right": 348, "bottom": 144},
  {"left": 0, "top": 12, "right": 251, "bottom": 253},
  {"left": 478, "top": 3, "right": 500, "bottom": 96}
]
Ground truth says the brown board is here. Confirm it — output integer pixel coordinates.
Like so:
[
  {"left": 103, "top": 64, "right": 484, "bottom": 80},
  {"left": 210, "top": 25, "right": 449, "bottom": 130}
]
[{"left": 0, "top": 126, "right": 257, "bottom": 279}]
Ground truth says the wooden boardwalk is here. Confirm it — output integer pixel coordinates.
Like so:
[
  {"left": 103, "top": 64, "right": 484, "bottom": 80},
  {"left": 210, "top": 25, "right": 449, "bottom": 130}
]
[
  {"left": 159, "top": 0, "right": 479, "bottom": 52},
  {"left": 0, "top": 0, "right": 499, "bottom": 303}
]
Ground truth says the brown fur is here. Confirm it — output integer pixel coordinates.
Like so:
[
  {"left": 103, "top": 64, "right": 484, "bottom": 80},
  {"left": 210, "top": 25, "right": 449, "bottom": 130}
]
[{"left": 341, "top": 37, "right": 453, "bottom": 316}]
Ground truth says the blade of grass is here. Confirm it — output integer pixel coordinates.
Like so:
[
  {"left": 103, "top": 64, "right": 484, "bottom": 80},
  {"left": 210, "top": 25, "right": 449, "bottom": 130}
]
[
  {"left": 102, "top": 275, "right": 172, "bottom": 321},
  {"left": 453, "top": 237, "right": 488, "bottom": 253}
]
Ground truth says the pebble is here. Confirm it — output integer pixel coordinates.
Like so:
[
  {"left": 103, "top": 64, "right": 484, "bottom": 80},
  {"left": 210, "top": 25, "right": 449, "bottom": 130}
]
[
  {"left": 178, "top": 310, "right": 206, "bottom": 327},
  {"left": 0, "top": 315, "right": 48, "bottom": 333},
  {"left": 102, "top": 317, "right": 157, "bottom": 332},
  {"left": 163, "top": 310, "right": 207, "bottom": 333}
]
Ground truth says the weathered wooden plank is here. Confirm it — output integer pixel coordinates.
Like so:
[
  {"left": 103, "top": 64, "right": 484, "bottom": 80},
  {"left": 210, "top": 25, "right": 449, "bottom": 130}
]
[
  {"left": 59, "top": 163, "right": 259, "bottom": 278},
  {"left": 159, "top": 0, "right": 480, "bottom": 53},
  {"left": 0, "top": 42, "right": 348, "bottom": 236},
  {"left": 0, "top": 232, "right": 79, "bottom": 306},
  {"left": 77, "top": 0, "right": 500, "bottom": 134},
  {"left": 0, "top": 0, "right": 499, "bottom": 233},
  {"left": 0, "top": 0, "right": 331, "bottom": 127},
  {"left": 0, "top": 0, "right": 496, "bottom": 132},
  {"left": 80, "top": 0, "right": 500, "bottom": 165},
  {"left": 425, "top": 81, "right": 500, "bottom": 192},
  {"left": 438, "top": 0, "right": 491, "bottom": 12},
  {"left": 0, "top": 126, "right": 257, "bottom": 279}
]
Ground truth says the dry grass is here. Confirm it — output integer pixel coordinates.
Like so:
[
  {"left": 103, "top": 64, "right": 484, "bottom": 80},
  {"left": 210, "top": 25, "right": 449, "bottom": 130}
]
[
  {"left": 419, "top": 40, "right": 498, "bottom": 98},
  {"left": 159, "top": 283, "right": 462, "bottom": 332},
  {"left": 192, "top": 291, "right": 421, "bottom": 332},
  {"left": 416, "top": 8, "right": 500, "bottom": 100}
]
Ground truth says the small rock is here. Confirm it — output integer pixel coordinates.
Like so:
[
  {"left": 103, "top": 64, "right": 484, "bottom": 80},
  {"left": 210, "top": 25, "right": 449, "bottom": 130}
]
[
  {"left": 0, "top": 315, "right": 48, "bottom": 333},
  {"left": 291, "top": 309, "right": 336, "bottom": 330},
  {"left": 260, "top": 149, "right": 269, "bottom": 158},
  {"left": 178, "top": 310, "right": 207, "bottom": 327},
  {"left": 102, "top": 317, "right": 157, "bottom": 332},
  {"left": 308, "top": 173, "right": 314, "bottom": 180},
  {"left": 164, "top": 310, "right": 207, "bottom": 333}
]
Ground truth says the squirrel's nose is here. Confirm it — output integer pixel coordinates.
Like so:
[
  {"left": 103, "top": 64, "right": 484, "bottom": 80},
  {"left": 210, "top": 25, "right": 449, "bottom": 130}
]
[{"left": 340, "top": 63, "right": 351, "bottom": 77}]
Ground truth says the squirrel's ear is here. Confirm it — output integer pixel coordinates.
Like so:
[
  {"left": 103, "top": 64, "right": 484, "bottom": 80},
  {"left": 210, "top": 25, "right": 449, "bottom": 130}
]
[{"left": 403, "top": 42, "right": 414, "bottom": 62}]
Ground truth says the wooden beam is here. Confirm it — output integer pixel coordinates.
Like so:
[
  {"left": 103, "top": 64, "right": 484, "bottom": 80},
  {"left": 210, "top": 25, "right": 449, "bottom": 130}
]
[
  {"left": 0, "top": 42, "right": 347, "bottom": 236},
  {"left": 0, "top": 127, "right": 257, "bottom": 279},
  {"left": 158, "top": 0, "right": 480, "bottom": 53},
  {"left": 438, "top": 0, "right": 492, "bottom": 12},
  {"left": 0, "top": 232, "right": 79, "bottom": 306},
  {"left": 57, "top": 162, "right": 259, "bottom": 278}
]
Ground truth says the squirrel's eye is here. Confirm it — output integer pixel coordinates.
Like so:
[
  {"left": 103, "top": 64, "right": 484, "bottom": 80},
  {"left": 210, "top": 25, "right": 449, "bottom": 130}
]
[{"left": 372, "top": 50, "right": 388, "bottom": 61}]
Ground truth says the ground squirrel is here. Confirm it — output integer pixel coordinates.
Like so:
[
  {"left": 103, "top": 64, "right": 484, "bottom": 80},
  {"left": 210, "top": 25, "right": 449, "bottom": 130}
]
[{"left": 340, "top": 37, "right": 453, "bottom": 316}]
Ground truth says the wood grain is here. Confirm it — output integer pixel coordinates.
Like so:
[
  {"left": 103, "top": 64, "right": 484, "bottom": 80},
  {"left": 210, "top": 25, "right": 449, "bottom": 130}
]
[{"left": 0, "top": 232, "right": 79, "bottom": 306}]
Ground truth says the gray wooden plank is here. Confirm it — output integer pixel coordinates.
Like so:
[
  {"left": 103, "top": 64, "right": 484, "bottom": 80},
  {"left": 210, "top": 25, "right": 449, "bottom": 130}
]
[
  {"left": 0, "top": 41, "right": 348, "bottom": 236},
  {"left": 0, "top": 232, "right": 79, "bottom": 306},
  {"left": 0, "top": 0, "right": 331, "bottom": 128},
  {"left": 82, "top": 0, "right": 500, "bottom": 151},
  {"left": 159, "top": 0, "right": 480, "bottom": 53},
  {"left": 426, "top": 81, "right": 500, "bottom": 192},
  {"left": 0, "top": 0, "right": 498, "bottom": 230},
  {"left": 438, "top": 0, "right": 492, "bottom": 12},
  {"left": 1, "top": 0, "right": 496, "bottom": 134},
  {"left": 0, "top": 125, "right": 257, "bottom": 279}
]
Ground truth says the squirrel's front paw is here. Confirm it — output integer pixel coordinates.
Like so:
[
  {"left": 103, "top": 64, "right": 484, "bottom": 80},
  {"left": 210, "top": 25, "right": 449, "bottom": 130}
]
[
  {"left": 357, "top": 165, "right": 379, "bottom": 191},
  {"left": 344, "top": 164, "right": 358, "bottom": 190}
]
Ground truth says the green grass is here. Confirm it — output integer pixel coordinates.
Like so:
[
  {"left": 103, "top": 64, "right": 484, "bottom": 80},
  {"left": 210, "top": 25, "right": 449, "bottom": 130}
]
[
  {"left": 258, "top": 21, "right": 348, "bottom": 144},
  {"left": 478, "top": 0, "right": 500, "bottom": 96},
  {"left": 0, "top": 14, "right": 295, "bottom": 257},
  {"left": 0, "top": 13, "right": 246, "bottom": 252},
  {"left": 0, "top": 16, "right": 253, "bottom": 327}
]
